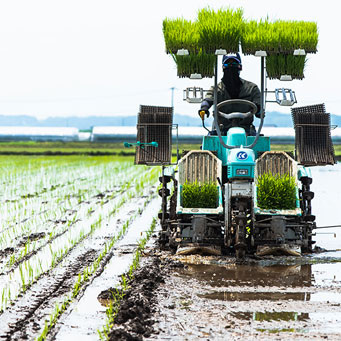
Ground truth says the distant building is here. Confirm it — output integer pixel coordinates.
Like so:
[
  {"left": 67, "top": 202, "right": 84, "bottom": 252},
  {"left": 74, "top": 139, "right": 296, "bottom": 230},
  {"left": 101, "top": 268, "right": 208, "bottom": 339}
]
[
  {"left": 91, "top": 126, "right": 137, "bottom": 142},
  {"left": 0, "top": 127, "right": 79, "bottom": 142}
]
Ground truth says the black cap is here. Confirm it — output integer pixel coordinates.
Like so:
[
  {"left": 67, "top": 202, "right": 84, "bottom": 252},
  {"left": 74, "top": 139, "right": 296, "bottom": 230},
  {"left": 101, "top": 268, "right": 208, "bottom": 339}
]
[{"left": 222, "top": 53, "right": 242, "bottom": 70}]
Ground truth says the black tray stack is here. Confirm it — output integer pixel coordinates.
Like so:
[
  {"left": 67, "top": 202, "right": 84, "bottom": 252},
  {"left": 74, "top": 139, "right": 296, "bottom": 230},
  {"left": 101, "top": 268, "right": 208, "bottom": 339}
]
[
  {"left": 291, "top": 103, "right": 335, "bottom": 166},
  {"left": 135, "top": 105, "right": 173, "bottom": 165}
]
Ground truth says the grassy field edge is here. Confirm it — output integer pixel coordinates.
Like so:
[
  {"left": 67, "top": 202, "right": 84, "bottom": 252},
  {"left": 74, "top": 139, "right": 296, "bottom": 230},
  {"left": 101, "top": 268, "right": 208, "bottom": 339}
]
[{"left": 0, "top": 141, "right": 340, "bottom": 159}]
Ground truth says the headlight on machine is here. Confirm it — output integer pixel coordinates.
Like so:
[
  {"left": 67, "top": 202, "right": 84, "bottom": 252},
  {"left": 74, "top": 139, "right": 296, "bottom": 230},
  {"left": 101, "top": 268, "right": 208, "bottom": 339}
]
[{"left": 236, "top": 169, "right": 248, "bottom": 175}]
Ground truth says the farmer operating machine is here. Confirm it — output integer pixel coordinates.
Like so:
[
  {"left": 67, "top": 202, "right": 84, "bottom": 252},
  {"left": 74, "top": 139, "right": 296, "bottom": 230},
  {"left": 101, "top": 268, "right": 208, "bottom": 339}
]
[{"left": 126, "top": 11, "right": 335, "bottom": 259}]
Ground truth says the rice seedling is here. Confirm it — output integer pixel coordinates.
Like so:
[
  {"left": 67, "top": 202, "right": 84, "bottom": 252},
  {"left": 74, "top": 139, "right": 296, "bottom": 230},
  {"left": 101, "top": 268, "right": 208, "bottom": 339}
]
[
  {"left": 36, "top": 295, "right": 73, "bottom": 341},
  {"left": 162, "top": 18, "right": 199, "bottom": 53},
  {"left": 266, "top": 54, "right": 306, "bottom": 80},
  {"left": 36, "top": 191, "right": 157, "bottom": 340},
  {"left": 98, "top": 216, "right": 158, "bottom": 340},
  {"left": 197, "top": 7, "right": 244, "bottom": 53},
  {"left": 0, "top": 162, "right": 159, "bottom": 313},
  {"left": 0, "top": 155, "right": 160, "bottom": 321},
  {"left": 256, "top": 173, "right": 297, "bottom": 210},
  {"left": 163, "top": 8, "right": 317, "bottom": 80},
  {"left": 241, "top": 19, "right": 318, "bottom": 55},
  {"left": 182, "top": 181, "right": 219, "bottom": 208},
  {"left": 171, "top": 49, "right": 216, "bottom": 78},
  {"left": 0, "top": 163, "right": 148, "bottom": 251}
]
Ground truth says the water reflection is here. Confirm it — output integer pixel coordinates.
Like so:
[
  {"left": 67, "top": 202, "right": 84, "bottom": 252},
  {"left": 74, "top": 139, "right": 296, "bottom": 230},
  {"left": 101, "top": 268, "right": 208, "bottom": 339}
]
[
  {"left": 177, "top": 263, "right": 313, "bottom": 288},
  {"left": 229, "top": 311, "right": 309, "bottom": 322},
  {"left": 200, "top": 291, "right": 311, "bottom": 301},
  {"left": 174, "top": 261, "right": 341, "bottom": 331}
]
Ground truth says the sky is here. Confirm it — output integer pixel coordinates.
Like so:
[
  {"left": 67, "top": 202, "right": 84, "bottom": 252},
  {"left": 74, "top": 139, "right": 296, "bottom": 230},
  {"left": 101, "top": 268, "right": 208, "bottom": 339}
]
[{"left": 0, "top": 0, "right": 339, "bottom": 119}]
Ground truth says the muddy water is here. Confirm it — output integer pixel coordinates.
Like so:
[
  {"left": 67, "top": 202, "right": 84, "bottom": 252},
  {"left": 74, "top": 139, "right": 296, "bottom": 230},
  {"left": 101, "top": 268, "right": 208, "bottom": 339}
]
[
  {"left": 149, "top": 164, "right": 341, "bottom": 340},
  {"left": 151, "top": 256, "right": 341, "bottom": 340},
  {"left": 42, "top": 164, "right": 341, "bottom": 340}
]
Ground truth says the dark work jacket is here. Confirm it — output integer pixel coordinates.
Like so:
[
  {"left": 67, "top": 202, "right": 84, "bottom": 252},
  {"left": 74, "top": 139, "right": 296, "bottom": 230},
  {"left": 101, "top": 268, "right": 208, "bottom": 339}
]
[{"left": 203, "top": 78, "right": 261, "bottom": 132}]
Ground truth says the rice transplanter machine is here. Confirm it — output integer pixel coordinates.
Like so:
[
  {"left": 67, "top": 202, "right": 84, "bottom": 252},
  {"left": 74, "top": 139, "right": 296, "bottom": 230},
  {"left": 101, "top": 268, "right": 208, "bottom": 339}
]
[{"left": 126, "top": 52, "right": 335, "bottom": 259}]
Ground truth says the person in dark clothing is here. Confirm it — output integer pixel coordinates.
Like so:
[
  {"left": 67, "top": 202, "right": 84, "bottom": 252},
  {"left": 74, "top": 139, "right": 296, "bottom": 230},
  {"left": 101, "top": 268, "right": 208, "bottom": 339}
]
[{"left": 198, "top": 53, "right": 261, "bottom": 135}]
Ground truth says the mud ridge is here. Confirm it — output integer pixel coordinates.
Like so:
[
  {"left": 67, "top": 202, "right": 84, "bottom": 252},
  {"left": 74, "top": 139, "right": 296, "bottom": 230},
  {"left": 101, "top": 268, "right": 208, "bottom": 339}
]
[
  {"left": 99, "top": 257, "right": 184, "bottom": 341},
  {"left": 2, "top": 249, "right": 99, "bottom": 340},
  {"left": 3, "top": 195, "right": 157, "bottom": 339}
]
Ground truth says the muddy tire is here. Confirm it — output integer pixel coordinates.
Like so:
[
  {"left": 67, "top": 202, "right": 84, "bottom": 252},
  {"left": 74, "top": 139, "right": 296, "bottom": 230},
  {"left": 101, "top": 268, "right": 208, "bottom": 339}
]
[
  {"left": 235, "top": 247, "right": 245, "bottom": 260},
  {"left": 235, "top": 221, "right": 246, "bottom": 260}
]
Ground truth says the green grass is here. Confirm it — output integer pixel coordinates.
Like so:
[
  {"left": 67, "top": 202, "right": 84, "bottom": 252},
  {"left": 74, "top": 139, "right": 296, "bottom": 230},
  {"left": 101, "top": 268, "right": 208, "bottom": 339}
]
[
  {"left": 0, "top": 141, "right": 134, "bottom": 161},
  {"left": 0, "top": 142, "right": 339, "bottom": 160},
  {"left": 0, "top": 141, "right": 122, "bottom": 153}
]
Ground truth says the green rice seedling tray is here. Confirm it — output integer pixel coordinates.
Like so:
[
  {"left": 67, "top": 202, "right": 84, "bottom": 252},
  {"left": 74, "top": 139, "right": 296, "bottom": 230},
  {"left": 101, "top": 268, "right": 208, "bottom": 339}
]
[
  {"left": 197, "top": 7, "right": 244, "bottom": 53},
  {"left": 181, "top": 182, "right": 219, "bottom": 208},
  {"left": 163, "top": 7, "right": 317, "bottom": 80},
  {"left": 255, "top": 173, "right": 298, "bottom": 210},
  {"left": 177, "top": 182, "right": 223, "bottom": 214},
  {"left": 171, "top": 50, "right": 216, "bottom": 78},
  {"left": 162, "top": 18, "right": 199, "bottom": 54},
  {"left": 241, "top": 19, "right": 318, "bottom": 55},
  {"left": 266, "top": 54, "right": 306, "bottom": 80}
]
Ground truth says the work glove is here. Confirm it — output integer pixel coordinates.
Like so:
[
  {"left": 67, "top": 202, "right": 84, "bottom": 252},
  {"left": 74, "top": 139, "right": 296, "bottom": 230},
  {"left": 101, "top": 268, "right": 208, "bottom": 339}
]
[
  {"left": 255, "top": 111, "right": 265, "bottom": 119},
  {"left": 198, "top": 105, "right": 209, "bottom": 120},
  {"left": 255, "top": 104, "right": 264, "bottom": 118}
]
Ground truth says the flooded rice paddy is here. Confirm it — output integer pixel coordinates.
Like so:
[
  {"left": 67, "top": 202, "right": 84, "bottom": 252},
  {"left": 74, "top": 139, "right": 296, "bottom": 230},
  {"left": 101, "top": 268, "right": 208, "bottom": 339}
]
[
  {"left": 148, "top": 164, "right": 341, "bottom": 340},
  {"left": 0, "top": 157, "right": 340, "bottom": 340},
  {"left": 150, "top": 254, "right": 341, "bottom": 340}
]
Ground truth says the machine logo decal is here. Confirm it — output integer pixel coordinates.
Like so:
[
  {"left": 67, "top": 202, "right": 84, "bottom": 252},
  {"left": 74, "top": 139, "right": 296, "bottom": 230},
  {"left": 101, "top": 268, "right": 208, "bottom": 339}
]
[{"left": 236, "top": 151, "right": 248, "bottom": 160}]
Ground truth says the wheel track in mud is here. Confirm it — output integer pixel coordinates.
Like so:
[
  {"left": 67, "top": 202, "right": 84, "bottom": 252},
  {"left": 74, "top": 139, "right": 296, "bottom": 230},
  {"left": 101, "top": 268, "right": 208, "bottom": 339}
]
[
  {"left": 2, "top": 250, "right": 99, "bottom": 341},
  {"left": 53, "top": 198, "right": 162, "bottom": 340},
  {"left": 0, "top": 192, "right": 160, "bottom": 340}
]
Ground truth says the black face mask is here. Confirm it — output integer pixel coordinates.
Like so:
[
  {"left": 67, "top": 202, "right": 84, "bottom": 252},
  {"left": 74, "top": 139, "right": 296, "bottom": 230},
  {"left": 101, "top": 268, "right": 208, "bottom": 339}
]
[{"left": 222, "top": 67, "right": 242, "bottom": 99}]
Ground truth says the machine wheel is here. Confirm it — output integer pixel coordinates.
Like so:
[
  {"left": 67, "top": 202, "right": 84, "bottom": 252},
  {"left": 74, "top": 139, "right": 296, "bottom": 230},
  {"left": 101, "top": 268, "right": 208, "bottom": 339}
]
[
  {"left": 235, "top": 247, "right": 246, "bottom": 260},
  {"left": 235, "top": 222, "right": 246, "bottom": 260},
  {"left": 169, "top": 179, "right": 178, "bottom": 220}
]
